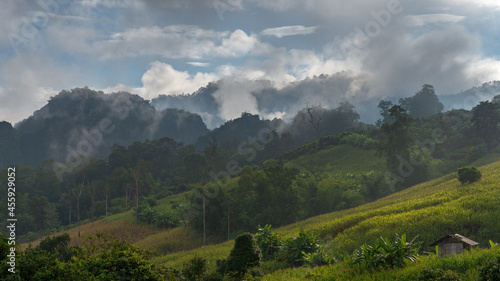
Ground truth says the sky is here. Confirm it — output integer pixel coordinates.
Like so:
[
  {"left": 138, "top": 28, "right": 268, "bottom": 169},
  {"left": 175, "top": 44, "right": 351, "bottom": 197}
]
[{"left": 1, "top": 0, "right": 500, "bottom": 125}]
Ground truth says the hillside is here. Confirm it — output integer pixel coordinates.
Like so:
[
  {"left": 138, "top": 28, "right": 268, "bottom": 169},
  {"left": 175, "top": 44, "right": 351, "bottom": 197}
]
[
  {"left": 1, "top": 88, "right": 209, "bottom": 168},
  {"left": 153, "top": 159, "right": 500, "bottom": 276}
]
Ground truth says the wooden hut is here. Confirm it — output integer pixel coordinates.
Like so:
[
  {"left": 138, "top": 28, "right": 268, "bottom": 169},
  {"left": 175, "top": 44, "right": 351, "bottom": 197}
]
[{"left": 430, "top": 234, "right": 479, "bottom": 257}]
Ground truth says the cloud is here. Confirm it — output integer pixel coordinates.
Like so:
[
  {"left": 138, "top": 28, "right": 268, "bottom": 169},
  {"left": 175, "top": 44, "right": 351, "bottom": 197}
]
[
  {"left": 445, "top": 0, "right": 500, "bottom": 8},
  {"left": 0, "top": 54, "right": 80, "bottom": 124},
  {"left": 187, "top": 62, "right": 211, "bottom": 67},
  {"left": 212, "top": 79, "right": 262, "bottom": 121},
  {"left": 404, "top": 14, "right": 466, "bottom": 27},
  {"left": 93, "top": 26, "right": 259, "bottom": 60},
  {"left": 261, "top": 25, "right": 320, "bottom": 38},
  {"left": 81, "top": 0, "right": 141, "bottom": 8},
  {"left": 128, "top": 61, "right": 218, "bottom": 99}
]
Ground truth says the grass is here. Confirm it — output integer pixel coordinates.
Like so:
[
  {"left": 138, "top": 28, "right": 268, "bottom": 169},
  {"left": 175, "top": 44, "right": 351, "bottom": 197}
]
[
  {"left": 135, "top": 226, "right": 204, "bottom": 255},
  {"left": 286, "top": 144, "right": 384, "bottom": 175},
  {"left": 19, "top": 142, "right": 500, "bottom": 278},
  {"left": 152, "top": 240, "right": 234, "bottom": 270},
  {"left": 263, "top": 247, "right": 500, "bottom": 280},
  {"left": 22, "top": 211, "right": 161, "bottom": 250},
  {"left": 156, "top": 160, "right": 500, "bottom": 277}
]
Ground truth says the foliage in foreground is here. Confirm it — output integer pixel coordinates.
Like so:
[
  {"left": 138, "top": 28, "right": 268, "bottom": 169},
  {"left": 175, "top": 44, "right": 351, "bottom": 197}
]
[
  {"left": 263, "top": 246, "right": 500, "bottom": 281},
  {"left": 351, "top": 233, "right": 421, "bottom": 270},
  {"left": 0, "top": 233, "right": 176, "bottom": 281}
]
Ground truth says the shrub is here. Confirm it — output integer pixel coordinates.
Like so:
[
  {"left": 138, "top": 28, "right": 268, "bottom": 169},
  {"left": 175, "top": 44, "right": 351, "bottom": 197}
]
[
  {"left": 255, "top": 225, "right": 282, "bottom": 260},
  {"left": 352, "top": 233, "right": 421, "bottom": 270},
  {"left": 35, "top": 233, "right": 76, "bottom": 262},
  {"left": 224, "top": 233, "right": 262, "bottom": 278},
  {"left": 182, "top": 255, "right": 207, "bottom": 281},
  {"left": 479, "top": 255, "right": 500, "bottom": 281},
  {"left": 417, "top": 268, "right": 462, "bottom": 281},
  {"left": 457, "top": 166, "right": 482, "bottom": 184},
  {"left": 302, "top": 248, "right": 336, "bottom": 267},
  {"left": 280, "top": 228, "right": 320, "bottom": 267},
  {"left": 77, "top": 233, "right": 164, "bottom": 281}
]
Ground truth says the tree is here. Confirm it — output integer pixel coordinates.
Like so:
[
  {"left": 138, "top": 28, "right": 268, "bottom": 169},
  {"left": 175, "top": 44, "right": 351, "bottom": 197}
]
[
  {"left": 493, "top": 94, "right": 500, "bottom": 104},
  {"left": 131, "top": 159, "right": 145, "bottom": 218},
  {"left": 376, "top": 100, "right": 394, "bottom": 126},
  {"left": 108, "top": 167, "right": 132, "bottom": 211},
  {"left": 399, "top": 84, "right": 444, "bottom": 118},
  {"left": 223, "top": 233, "right": 262, "bottom": 278},
  {"left": 472, "top": 101, "right": 500, "bottom": 150},
  {"left": 306, "top": 104, "right": 322, "bottom": 151},
  {"left": 87, "top": 180, "right": 102, "bottom": 226},
  {"left": 377, "top": 105, "right": 414, "bottom": 171},
  {"left": 72, "top": 172, "right": 86, "bottom": 238}
]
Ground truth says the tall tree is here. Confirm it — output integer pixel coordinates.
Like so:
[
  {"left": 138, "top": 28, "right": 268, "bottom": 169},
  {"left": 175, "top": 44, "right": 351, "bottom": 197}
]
[
  {"left": 306, "top": 104, "right": 322, "bottom": 151},
  {"left": 376, "top": 100, "right": 394, "bottom": 126},
  {"left": 472, "top": 101, "right": 500, "bottom": 150},
  {"left": 377, "top": 105, "right": 414, "bottom": 171},
  {"left": 399, "top": 84, "right": 443, "bottom": 118},
  {"left": 131, "top": 159, "right": 144, "bottom": 218},
  {"left": 72, "top": 172, "right": 86, "bottom": 238},
  {"left": 87, "top": 180, "right": 102, "bottom": 227}
]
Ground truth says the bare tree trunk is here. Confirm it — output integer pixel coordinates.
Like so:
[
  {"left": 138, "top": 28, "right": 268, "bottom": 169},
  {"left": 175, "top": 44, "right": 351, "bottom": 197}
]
[
  {"left": 227, "top": 203, "right": 230, "bottom": 241},
  {"left": 69, "top": 202, "right": 72, "bottom": 225},
  {"left": 88, "top": 183, "right": 97, "bottom": 227},
  {"left": 131, "top": 160, "right": 142, "bottom": 218},
  {"left": 203, "top": 193, "right": 206, "bottom": 245},
  {"left": 307, "top": 105, "right": 321, "bottom": 151},
  {"left": 72, "top": 176, "right": 85, "bottom": 238},
  {"left": 60, "top": 191, "right": 72, "bottom": 225},
  {"left": 125, "top": 183, "right": 128, "bottom": 210},
  {"left": 105, "top": 184, "right": 109, "bottom": 217}
]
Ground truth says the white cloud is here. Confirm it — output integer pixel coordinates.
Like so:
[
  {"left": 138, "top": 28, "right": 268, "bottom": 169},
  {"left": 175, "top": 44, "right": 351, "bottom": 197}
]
[
  {"left": 93, "top": 26, "right": 260, "bottom": 60},
  {"left": 212, "top": 79, "right": 262, "bottom": 121},
  {"left": 445, "top": 0, "right": 500, "bottom": 8},
  {"left": 0, "top": 54, "right": 78, "bottom": 124},
  {"left": 81, "top": 0, "right": 141, "bottom": 8},
  {"left": 404, "top": 14, "right": 466, "bottom": 27},
  {"left": 0, "top": 86, "right": 57, "bottom": 124},
  {"left": 139, "top": 61, "right": 218, "bottom": 98},
  {"left": 261, "top": 25, "right": 320, "bottom": 38},
  {"left": 187, "top": 62, "right": 211, "bottom": 67},
  {"left": 214, "top": 29, "right": 260, "bottom": 57}
]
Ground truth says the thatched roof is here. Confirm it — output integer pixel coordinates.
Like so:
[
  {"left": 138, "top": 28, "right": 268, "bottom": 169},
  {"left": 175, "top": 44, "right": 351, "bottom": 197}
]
[{"left": 430, "top": 234, "right": 479, "bottom": 246}]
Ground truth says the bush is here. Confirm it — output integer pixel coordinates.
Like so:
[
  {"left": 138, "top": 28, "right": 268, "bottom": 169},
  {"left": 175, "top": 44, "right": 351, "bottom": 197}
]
[
  {"left": 417, "top": 268, "right": 462, "bottom": 281},
  {"left": 280, "top": 228, "right": 320, "bottom": 267},
  {"left": 182, "top": 255, "right": 207, "bottom": 281},
  {"left": 352, "top": 233, "right": 421, "bottom": 270},
  {"left": 255, "top": 225, "right": 282, "bottom": 260},
  {"left": 302, "top": 248, "right": 336, "bottom": 267},
  {"left": 77, "top": 233, "right": 164, "bottom": 281},
  {"left": 224, "top": 233, "right": 262, "bottom": 278},
  {"left": 479, "top": 255, "right": 500, "bottom": 281},
  {"left": 35, "top": 233, "right": 76, "bottom": 262},
  {"left": 457, "top": 166, "right": 482, "bottom": 184}
]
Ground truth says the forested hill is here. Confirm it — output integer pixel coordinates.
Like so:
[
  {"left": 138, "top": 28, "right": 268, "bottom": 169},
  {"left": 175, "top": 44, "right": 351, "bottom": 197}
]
[
  {"left": 0, "top": 87, "right": 367, "bottom": 169},
  {"left": 0, "top": 88, "right": 209, "bottom": 168}
]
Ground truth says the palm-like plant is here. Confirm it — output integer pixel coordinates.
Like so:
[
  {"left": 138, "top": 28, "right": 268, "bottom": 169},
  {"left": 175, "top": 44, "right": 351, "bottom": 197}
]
[{"left": 352, "top": 233, "right": 421, "bottom": 270}]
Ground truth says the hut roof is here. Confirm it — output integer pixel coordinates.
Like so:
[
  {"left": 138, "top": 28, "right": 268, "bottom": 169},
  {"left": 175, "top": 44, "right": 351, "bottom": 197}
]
[{"left": 430, "top": 234, "right": 479, "bottom": 247}]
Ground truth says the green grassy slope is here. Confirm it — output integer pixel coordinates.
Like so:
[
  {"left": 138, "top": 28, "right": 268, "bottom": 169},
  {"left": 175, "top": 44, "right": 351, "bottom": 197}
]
[
  {"left": 156, "top": 160, "right": 500, "bottom": 277},
  {"left": 286, "top": 144, "right": 384, "bottom": 175},
  {"left": 264, "top": 247, "right": 500, "bottom": 281}
]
